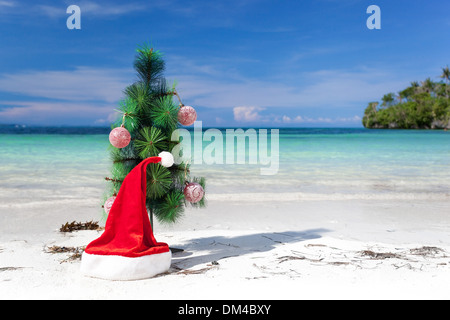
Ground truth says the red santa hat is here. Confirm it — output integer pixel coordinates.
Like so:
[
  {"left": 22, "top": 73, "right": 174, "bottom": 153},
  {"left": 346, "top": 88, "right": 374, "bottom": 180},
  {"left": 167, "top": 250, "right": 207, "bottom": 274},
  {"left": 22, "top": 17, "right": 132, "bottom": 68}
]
[{"left": 80, "top": 155, "right": 174, "bottom": 280}]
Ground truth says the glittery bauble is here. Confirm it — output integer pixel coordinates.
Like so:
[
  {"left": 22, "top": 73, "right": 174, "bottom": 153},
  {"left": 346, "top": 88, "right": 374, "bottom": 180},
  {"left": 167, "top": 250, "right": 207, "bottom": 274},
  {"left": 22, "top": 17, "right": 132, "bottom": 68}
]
[
  {"left": 183, "top": 183, "right": 204, "bottom": 203},
  {"left": 178, "top": 105, "right": 197, "bottom": 126},
  {"left": 104, "top": 196, "right": 116, "bottom": 215},
  {"left": 109, "top": 126, "right": 131, "bottom": 148}
]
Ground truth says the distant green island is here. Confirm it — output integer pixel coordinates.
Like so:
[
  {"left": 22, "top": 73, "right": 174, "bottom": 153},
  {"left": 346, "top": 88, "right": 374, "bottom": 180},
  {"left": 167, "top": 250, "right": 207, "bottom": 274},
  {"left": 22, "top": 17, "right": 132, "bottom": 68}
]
[{"left": 363, "top": 67, "right": 450, "bottom": 129}]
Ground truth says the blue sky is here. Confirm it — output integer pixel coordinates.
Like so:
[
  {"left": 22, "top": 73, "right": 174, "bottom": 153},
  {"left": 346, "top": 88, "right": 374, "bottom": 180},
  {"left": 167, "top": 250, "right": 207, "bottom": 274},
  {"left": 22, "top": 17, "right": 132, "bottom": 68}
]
[{"left": 0, "top": 0, "right": 449, "bottom": 127}]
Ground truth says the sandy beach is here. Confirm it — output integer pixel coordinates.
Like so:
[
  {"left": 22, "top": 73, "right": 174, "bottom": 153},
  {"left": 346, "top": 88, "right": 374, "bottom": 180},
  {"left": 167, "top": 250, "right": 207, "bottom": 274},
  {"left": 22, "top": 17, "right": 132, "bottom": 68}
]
[
  {"left": 1, "top": 193, "right": 450, "bottom": 300},
  {"left": 1, "top": 0, "right": 449, "bottom": 304},
  {"left": 1, "top": 129, "right": 449, "bottom": 300}
]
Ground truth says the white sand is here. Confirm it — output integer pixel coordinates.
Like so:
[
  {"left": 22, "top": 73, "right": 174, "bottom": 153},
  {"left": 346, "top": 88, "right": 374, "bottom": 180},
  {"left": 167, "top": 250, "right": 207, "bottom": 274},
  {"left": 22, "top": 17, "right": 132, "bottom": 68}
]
[{"left": 1, "top": 196, "right": 450, "bottom": 300}]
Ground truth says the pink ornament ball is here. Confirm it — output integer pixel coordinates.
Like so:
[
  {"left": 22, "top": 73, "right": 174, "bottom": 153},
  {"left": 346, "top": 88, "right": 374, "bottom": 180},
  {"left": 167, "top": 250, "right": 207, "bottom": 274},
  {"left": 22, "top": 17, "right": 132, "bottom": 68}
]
[
  {"left": 183, "top": 182, "right": 204, "bottom": 203},
  {"left": 109, "top": 126, "right": 131, "bottom": 148},
  {"left": 178, "top": 105, "right": 197, "bottom": 126},
  {"left": 104, "top": 196, "right": 116, "bottom": 215}
]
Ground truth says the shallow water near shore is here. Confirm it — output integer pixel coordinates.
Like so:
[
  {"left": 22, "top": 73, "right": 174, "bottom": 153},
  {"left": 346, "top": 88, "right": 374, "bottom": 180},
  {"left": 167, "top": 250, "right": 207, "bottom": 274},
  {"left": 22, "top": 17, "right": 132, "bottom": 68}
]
[
  {"left": 0, "top": 127, "right": 449, "bottom": 205},
  {"left": 1, "top": 128, "right": 450, "bottom": 300}
]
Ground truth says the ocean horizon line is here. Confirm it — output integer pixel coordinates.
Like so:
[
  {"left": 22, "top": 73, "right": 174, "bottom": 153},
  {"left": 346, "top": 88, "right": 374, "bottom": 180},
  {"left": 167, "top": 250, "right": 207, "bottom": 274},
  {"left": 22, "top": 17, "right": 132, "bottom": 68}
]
[
  {"left": 2, "top": 125, "right": 449, "bottom": 136},
  {"left": 0, "top": 123, "right": 364, "bottom": 129},
  {"left": 0, "top": 124, "right": 370, "bottom": 134}
]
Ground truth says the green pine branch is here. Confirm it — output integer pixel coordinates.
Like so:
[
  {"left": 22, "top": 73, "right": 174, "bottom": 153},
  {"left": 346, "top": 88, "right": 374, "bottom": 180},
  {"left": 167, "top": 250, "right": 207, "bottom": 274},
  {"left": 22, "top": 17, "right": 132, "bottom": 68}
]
[
  {"left": 152, "top": 190, "right": 185, "bottom": 224},
  {"left": 149, "top": 95, "right": 179, "bottom": 133},
  {"left": 124, "top": 83, "right": 152, "bottom": 112},
  {"left": 134, "top": 126, "right": 168, "bottom": 158},
  {"left": 134, "top": 44, "right": 165, "bottom": 86},
  {"left": 114, "top": 98, "right": 140, "bottom": 131},
  {"left": 146, "top": 163, "right": 172, "bottom": 199}
]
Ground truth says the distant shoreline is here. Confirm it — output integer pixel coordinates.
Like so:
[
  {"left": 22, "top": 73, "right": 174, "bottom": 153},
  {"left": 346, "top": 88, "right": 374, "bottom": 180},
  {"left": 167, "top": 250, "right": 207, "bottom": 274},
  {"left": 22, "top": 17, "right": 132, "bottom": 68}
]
[
  {"left": 362, "top": 68, "right": 450, "bottom": 130},
  {"left": 1, "top": 125, "right": 448, "bottom": 135},
  {"left": 0, "top": 126, "right": 366, "bottom": 135},
  {"left": 0, "top": 125, "right": 111, "bottom": 135}
]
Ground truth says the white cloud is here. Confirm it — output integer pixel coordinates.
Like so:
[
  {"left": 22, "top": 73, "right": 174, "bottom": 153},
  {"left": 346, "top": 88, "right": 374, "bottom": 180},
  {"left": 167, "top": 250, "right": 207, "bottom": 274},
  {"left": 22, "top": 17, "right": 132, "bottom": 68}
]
[
  {"left": 0, "top": 100, "right": 114, "bottom": 125},
  {"left": 279, "top": 114, "right": 362, "bottom": 124},
  {"left": 0, "top": 55, "right": 406, "bottom": 126},
  {"left": 0, "top": 66, "right": 134, "bottom": 125},
  {"left": 0, "top": 1, "right": 15, "bottom": 7},
  {"left": 170, "top": 67, "right": 408, "bottom": 110},
  {"left": 0, "top": 67, "right": 133, "bottom": 102},
  {"left": 232, "top": 105, "right": 362, "bottom": 125},
  {"left": 215, "top": 117, "right": 225, "bottom": 124},
  {"left": 233, "top": 106, "right": 265, "bottom": 122},
  {"left": 71, "top": 1, "right": 145, "bottom": 16},
  {"left": 37, "top": 1, "right": 147, "bottom": 18},
  {"left": 37, "top": 5, "right": 64, "bottom": 18},
  {"left": 0, "top": 0, "right": 15, "bottom": 15},
  {"left": 94, "top": 111, "right": 120, "bottom": 124},
  {"left": 282, "top": 115, "right": 291, "bottom": 122}
]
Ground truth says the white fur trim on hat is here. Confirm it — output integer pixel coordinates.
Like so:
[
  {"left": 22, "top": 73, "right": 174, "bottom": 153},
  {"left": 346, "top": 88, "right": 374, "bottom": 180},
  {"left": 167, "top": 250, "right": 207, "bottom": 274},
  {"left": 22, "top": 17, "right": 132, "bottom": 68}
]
[
  {"left": 80, "top": 251, "right": 172, "bottom": 281},
  {"left": 158, "top": 151, "right": 174, "bottom": 167}
]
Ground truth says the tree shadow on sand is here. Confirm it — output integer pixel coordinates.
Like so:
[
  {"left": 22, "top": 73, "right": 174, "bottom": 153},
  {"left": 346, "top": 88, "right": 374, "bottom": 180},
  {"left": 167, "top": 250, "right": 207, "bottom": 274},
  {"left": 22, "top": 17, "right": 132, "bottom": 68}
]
[{"left": 169, "top": 228, "right": 330, "bottom": 271}]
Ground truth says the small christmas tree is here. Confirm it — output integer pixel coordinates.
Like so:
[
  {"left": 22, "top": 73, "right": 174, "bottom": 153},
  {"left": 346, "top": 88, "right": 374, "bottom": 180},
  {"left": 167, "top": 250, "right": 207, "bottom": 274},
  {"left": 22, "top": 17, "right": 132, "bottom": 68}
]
[{"left": 104, "top": 44, "right": 206, "bottom": 226}]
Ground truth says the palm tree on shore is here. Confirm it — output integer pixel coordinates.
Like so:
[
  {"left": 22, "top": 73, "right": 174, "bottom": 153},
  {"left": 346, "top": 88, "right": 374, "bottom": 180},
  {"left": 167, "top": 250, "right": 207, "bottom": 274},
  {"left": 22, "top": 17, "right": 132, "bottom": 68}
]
[
  {"left": 440, "top": 66, "right": 450, "bottom": 98},
  {"left": 381, "top": 92, "right": 395, "bottom": 107},
  {"left": 440, "top": 66, "right": 450, "bottom": 83},
  {"left": 421, "top": 78, "right": 435, "bottom": 95},
  {"left": 398, "top": 87, "right": 415, "bottom": 102},
  {"left": 369, "top": 101, "right": 378, "bottom": 113}
]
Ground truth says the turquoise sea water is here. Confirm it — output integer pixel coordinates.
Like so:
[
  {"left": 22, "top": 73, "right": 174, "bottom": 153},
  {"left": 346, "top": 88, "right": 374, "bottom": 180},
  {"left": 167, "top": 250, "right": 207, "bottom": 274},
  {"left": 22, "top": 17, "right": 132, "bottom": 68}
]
[
  {"left": 191, "top": 128, "right": 450, "bottom": 198},
  {"left": 0, "top": 128, "right": 449, "bottom": 203}
]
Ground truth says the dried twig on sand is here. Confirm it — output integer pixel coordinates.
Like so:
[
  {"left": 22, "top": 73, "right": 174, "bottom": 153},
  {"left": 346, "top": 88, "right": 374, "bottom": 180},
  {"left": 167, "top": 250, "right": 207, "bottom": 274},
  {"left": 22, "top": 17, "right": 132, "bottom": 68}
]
[
  {"left": 409, "top": 246, "right": 444, "bottom": 256},
  {"left": 46, "top": 245, "right": 86, "bottom": 263},
  {"left": 359, "top": 250, "right": 402, "bottom": 260},
  {"left": 59, "top": 221, "right": 101, "bottom": 233}
]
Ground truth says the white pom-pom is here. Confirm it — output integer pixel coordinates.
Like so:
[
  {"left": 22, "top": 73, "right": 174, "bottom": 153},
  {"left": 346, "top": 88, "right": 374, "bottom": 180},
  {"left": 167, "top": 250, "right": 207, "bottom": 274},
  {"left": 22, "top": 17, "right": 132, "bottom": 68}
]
[{"left": 158, "top": 151, "right": 174, "bottom": 167}]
